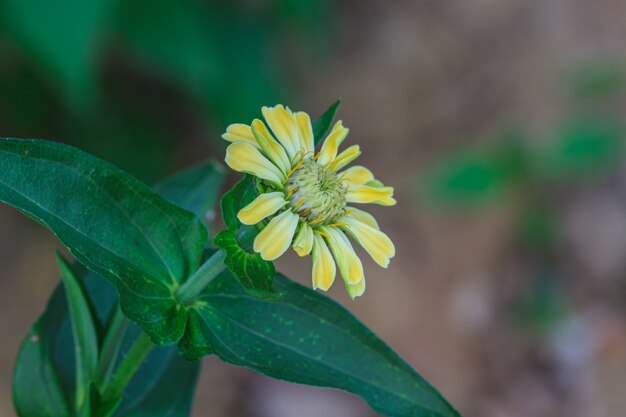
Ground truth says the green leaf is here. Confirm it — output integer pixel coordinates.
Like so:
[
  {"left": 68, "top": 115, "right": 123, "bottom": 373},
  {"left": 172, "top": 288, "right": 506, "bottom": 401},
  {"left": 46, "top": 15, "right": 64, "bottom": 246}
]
[
  {"left": 536, "top": 119, "right": 623, "bottom": 178},
  {"left": 179, "top": 272, "right": 460, "bottom": 417},
  {"left": 57, "top": 254, "right": 99, "bottom": 415},
  {"left": 312, "top": 99, "right": 341, "bottom": 146},
  {"left": 13, "top": 305, "right": 72, "bottom": 417},
  {"left": 13, "top": 265, "right": 200, "bottom": 417},
  {"left": 424, "top": 136, "right": 526, "bottom": 207},
  {"left": 220, "top": 175, "right": 257, "bottom": 232},
  {"left": 0, "top": 138, "right": 207, "bottom": 344},
  {"left": 214, "top": 230, "right": 277, "bottom": 300},
  {"left": 153, "top": 159, "right": 225, "bottom": 225},
  {"left": 2, "top": 0, "right": 115, "bottom": 106},
  {"left": 567, "top": 59, "right": 626, "bottom": 99},
  {"left": 218, "top": 176, "right": 278, "bottom": 297}
]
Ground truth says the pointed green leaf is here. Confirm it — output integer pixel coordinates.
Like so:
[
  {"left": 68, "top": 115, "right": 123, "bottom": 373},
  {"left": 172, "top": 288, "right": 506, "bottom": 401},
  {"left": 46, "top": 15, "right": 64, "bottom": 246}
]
[
  {"left": 312, "top": 99, "right": 341, "bottom": 146},
  {"left": 0, "top": 138, "right": 207, "bottom": 343},
  {"left": 179, "top": 272, "right": 461, "bottom": 417},
  {"left": 153, "top": 160, "right": 224, "bottom": 222},
  {"left": 214, "top": 230, "right": 277, "bottom": 299},
  {"left": 13, "top": 265, "right": 200, "bottom": 417},
  {"left": 218, "top": 175, "right": 279, "bottom": 297},
  {"left": 57, "top": 253, "right": 99, "bottom": 414},
  {"left": 13, "top": 310, "right": 72, "bottom": 417},
  {"left": 220, "top": 175, "right": 257, "bottom": 232}
]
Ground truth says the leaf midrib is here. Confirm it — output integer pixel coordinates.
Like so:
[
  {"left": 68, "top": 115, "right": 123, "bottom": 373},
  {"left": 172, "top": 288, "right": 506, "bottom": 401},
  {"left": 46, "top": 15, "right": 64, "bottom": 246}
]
[{"left": 198, "top": 300, "right": 451, "bottom": 417}]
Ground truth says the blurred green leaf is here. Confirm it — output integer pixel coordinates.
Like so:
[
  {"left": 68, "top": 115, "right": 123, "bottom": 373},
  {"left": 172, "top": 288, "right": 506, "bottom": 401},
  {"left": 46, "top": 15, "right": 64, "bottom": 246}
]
[
  {"left": 517, "top": 204, "right": 557, "bottom": 253},
  {"left": 179, "top": 271, "right": 460, "bottom": 417},
  {"left": 115, "top": 0, "right": 284, "bottom": 126},
  {"left": 537, "top": 119, "right": 623, "bottom": 179},
  {"left": 313, "top": 99, "right": 341, "bottom": 146},
  {"left": 567, "top": 59, "right": 626, "bottom": 99},
  {"left": 2, "top": 0, "right": 116, "bottom": 106},
  {"left": 0, "top": 138, "right": 207, "bottom": 344},
  {"left": 154, "top": 160, "right": 225, "bottom": 224},
  {"left": 115, "top": 0, "right": 221, "bottom": 95},
  {"left": 424, "top": 136, "right": 526, "bottom": 207},
  {"left": 512, "top": 271, "right": 568, "bottom": 334},
  {"left": 57, "top": 254, "right": 99, "bottom": 415}
]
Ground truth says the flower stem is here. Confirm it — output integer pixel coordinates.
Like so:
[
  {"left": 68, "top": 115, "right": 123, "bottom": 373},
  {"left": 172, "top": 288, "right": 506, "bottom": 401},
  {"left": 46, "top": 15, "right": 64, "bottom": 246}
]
[
  {"left": 176, "top": 249, "right": 226, "bottom": 305},
  {"left": 101, "top": 331, "right": 154, "bottom": 402},
  {"left": 95, "top": 302, "right": 129, "bottom": 390}
]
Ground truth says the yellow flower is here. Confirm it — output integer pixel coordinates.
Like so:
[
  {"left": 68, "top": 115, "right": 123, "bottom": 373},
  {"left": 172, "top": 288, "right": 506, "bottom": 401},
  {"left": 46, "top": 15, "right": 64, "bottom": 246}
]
[{"left": 222, "top": 104, "right": 396, "bottom": 299}]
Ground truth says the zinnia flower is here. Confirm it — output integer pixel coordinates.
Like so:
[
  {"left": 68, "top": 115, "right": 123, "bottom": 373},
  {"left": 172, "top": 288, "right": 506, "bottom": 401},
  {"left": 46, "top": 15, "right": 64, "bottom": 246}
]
[{"left": 222, "top": 105, "right": 396, "bottom": 298}]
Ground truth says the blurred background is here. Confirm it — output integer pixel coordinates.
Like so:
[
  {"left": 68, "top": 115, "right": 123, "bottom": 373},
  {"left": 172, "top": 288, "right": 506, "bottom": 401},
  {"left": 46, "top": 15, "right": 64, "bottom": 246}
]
[{"left": 1, "top": 1, "right": 626, "bottom": 416}]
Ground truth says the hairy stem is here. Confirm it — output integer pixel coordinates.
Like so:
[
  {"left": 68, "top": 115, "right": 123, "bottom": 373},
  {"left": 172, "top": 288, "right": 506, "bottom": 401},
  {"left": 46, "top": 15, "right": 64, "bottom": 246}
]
[
  {"left": 102, "top": 331, "right": 154, "bottom": 402},
  {"left": 176, "top": 250, "right": 226, "bottom": 305},
  {"left": 95, "top": 302, "right": 129, "bottom": 390}
]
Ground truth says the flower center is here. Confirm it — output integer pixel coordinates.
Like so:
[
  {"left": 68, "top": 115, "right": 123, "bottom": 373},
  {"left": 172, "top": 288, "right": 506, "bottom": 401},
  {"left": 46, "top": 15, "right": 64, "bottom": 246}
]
[{"left": 285, "top": 158, "right": 347, "bottom": 224}]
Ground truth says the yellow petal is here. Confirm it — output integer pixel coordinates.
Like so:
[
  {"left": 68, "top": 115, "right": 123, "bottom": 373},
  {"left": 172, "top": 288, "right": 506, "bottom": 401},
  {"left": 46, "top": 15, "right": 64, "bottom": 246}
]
[
  {"left": 251, "top": 119, "right": 291, "bottom": 175},
  {"left": 321, "top": 226, "right": 363, "bottom": 285},
  {"left": 339, "top": 165, "right": 374, "bottom": 187},
  {"left": 346, "top": 278, "right": 365, "bottom": 299},
  {"left": 295, "top": 111, "right": 314, "bottom": 153},
  {"left": 344, "top": 206, "right": 379, "bottom": 230},
  {"left": 340, "top": 216, "right": 395, "bottom": 268},
  {"left": 293, "top": 224, "right": 314, "bottom": 257},
  {"left": 225, "top": 142, "right": 285, "bottom": 185},
  {"left": 328, "top": 145, "right": 361, "bottom": 172},
  {"left": 222, "top": 124, "right": 260, "bottom": 148},
  {"left": 346, "top": 185, "right": 396, "bottom": 206},
  {"left": 253, "top": 210, "right": 299, "bottom": 261},
  {"left": 317, "top": 121, "right": 349, "bottom": 166},
  {"left": 237, "top": 192, "right": 287, "bottom": 225},
  {"left": 311, "top": 232, "right": 336, "bottom": 290},
  {"left": 262, "top": 105, "right": 300, "bottom": 159}
]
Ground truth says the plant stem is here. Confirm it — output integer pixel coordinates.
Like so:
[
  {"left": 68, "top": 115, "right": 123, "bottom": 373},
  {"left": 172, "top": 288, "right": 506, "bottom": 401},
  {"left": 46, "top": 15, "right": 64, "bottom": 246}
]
[
  {"left": 95, "top": 302, "right": 129, "bottom": 390},
  {"left": 102, "top": 331, "right": 154, "bottom": 402},
  {"left": 176, "top": 250, "right": 226, "bottom": 305}
]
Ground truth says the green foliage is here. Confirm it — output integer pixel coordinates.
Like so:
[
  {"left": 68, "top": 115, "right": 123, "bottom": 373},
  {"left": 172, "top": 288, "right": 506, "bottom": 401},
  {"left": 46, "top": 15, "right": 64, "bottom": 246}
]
[
  {"left": 13, "top": 301, "right": 73, "bottom": 417},
  {"left": 13, "top": 265, "right": 200, "bottom": 417},
  {"left": 425, "top": 135, "right": 526, "bottom": 206},
  {"left": 179, "top": 272, "right": 460, "bottom": 417},
  {"left": 220, "top": 175, "right": 258, "bottom": 232},
  {"left": 313, "top": 99, "right": 341, "bottom": 146},
  {"left": 57, "top": 254, "right": 100, "bottom": 415},
  {"left": 424, "top": 118, "right": 624, "bottom": 208},
  {"left": 153, "top": 160, "right": 224, "bottom": 224},
  {"left": 537, "top": 119, "right": 623, "bottom": 179},
  {"left": 5, "top": 137, "right": 460, "bottom": 417},
  {"left": 0, "top": 138, "right": 207, "bottom": 343},
  {"left": 214, "top": 231, "right": 278, "bottom": 300},
  {"left": 217, "top": 175, "right": 277, "bottom": 295},
  {"left": 567, "top": 59, "right": 626, "bottom": 99},
  {"left": 2, "top": 0, "right": 115, "bottom": 106},
  {"left": 12, "top": 157, "right": 223, "bottom": 417}
]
